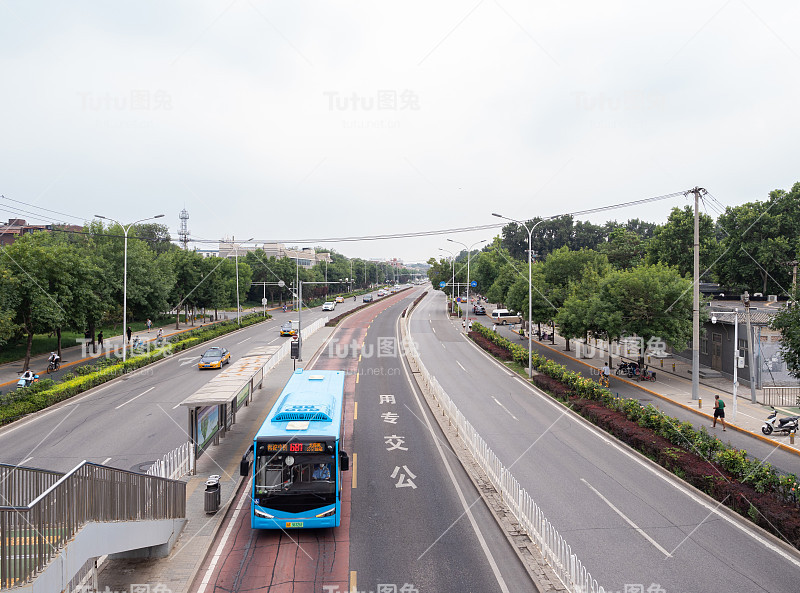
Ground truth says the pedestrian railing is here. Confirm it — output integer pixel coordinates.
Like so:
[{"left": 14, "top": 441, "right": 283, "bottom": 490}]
[
  {"left": 402, "top": 306, "right": 605, "bottom": 593},
  {"left": 762, "top": 386, "right": 800, "bottom": 408},
  {"left": 0, "top": 461, "right": 186, "bottom": 589},
  {"left": 146, "top": 441, "right": 195, "bottom": 479}
]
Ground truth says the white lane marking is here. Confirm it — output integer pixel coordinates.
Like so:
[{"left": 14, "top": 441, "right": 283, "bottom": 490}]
[
  {"left": 101, "top": 457, "right": 112, "bottom": 465},
  {"left": 268, "top": 337, "right": 278, "bottom": 344},
  {"left": 456, "top": 361, "right": 468, "bottom": 373},
  {"left": 115, "top": 387, "right": 155, "bottom": 410},
  {"left": 582, "top": 478, "right": 671, "bottom": 557},
  {"left": 491, "top": 396, "right": 518, "bottom": 421},
  {"left": 237, "top": 337, "right": 252, "bottom": 345},
  {"left": 180, "top": 358, "right": 198, "bottom": 367},
  {"left": 398, "top": 321, "right": 511, "bottom": 593},
  {"left": 178, "top": 357, "right": 195, "bottom": 362},
  {"left": 20, "top": 457, "right": 33, "bottom": 466},
  {"left": 433, "top": 304, "right": 800, "bottom": 569},
  {"left": 196, "top": 482, "right": 251, "bottom": 593},
  {"left": 431, "top": 326, "right": 436, "bottom": 334},
  {"left": 172, "top": 401, "right": 183, "bottom": 410},
  {"left": 442, "top": 343, "right": 446, "bottom": 349}
]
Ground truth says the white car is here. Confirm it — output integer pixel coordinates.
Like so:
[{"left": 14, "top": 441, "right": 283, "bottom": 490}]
[{"left": 322, "top": 301, "right": 335, "bottom": 311}]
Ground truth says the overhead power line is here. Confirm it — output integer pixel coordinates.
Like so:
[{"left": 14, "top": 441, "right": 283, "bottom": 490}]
[{"left": 189, "top": 191, "right": 685, "bottom": 245}]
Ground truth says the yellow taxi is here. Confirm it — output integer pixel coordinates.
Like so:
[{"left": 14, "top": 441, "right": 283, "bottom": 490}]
[
  {"left": 335, "top": 296, "right": 345, "bottom": 303},
  {"left": 198, "top": 346, "right": 231, "bottom": 369}
]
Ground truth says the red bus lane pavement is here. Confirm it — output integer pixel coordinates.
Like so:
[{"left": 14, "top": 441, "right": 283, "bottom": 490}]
[{"left": 189, "top": 296, "right": 405, "bottom": 593}]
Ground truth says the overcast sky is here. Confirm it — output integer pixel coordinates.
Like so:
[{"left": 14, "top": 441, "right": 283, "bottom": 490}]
[{"left": 1, "top": 1, "right": 798, "bottom": 263}]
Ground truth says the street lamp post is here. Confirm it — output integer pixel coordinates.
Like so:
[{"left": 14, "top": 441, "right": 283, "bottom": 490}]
[
  {"left": 221, "top": 237, "right": 254, "bottom": 326},
  {"left": 95, "top": 213, "right": 164, "bottom": 363},
  {"left": 439, "top": 248, "right": 456, "bottom": 312},
  {"left": 711, "top": 308, "right": 740, "bottom": 421},
  {"left": 492, "top": 213, "right": 553, "bottom": 377},
  {"left": 447, "top": 238, "right": 487, "bottom": 332}
]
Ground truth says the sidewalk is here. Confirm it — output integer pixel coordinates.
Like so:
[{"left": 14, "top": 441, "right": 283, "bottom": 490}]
[
  {"left": 488, "top": 321, "right": 800, "bottom": 457},
  {"left": 0, "top": 314, "right": 237, "bottom": 390},
  {"left": 97, "top": 324, "right": 336, "bottom": 593}
]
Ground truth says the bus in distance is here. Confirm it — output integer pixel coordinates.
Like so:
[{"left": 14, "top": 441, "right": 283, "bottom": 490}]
[{"left": 240, "top": 368, "right": 349, "bottom": 529}]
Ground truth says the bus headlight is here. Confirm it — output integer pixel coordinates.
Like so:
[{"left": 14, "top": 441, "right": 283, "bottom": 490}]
[
  {"left": 254, "top": 508, "right": 274, "bottom": 519},
  {"left": 315, "top": 508, "right": 335, "bottom": 518}
]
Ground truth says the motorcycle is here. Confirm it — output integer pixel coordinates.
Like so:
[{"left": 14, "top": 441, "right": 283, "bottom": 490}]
[
  {"left": 16, "top": 373, "right": 40, "bottom": 389},
  {"left": 616, "top": 361, "right": 638, "bottom": 378},
  {"left": 761, "top": 407, "right": 799, "bottom": 436}
]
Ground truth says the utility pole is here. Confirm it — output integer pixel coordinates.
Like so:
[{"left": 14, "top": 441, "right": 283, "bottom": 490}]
[
  {"left": 742, "top": 291, "right": 758, "bottom": 403},
  {"left": 688, "top": 186, "right": 706, "bottom": 400}
]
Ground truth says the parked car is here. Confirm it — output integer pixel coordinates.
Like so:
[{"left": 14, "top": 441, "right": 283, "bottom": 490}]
[
  {"left": 363, "top": 294, "right": 373, "bottom": 302},
  {"left": 322, "top": 301, "right": 335, "bottom": 311},
  {"left": 198, "top": 346, "right": 231, "bottom": 369}
]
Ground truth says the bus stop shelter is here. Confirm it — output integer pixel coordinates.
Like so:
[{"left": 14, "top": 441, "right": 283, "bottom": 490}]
[{"left": 179, "top": 345, "right": 281, "bottom": 462}]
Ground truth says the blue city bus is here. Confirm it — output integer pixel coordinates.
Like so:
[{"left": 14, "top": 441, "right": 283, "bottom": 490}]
[{"left": 241, "top": 368, "right": 350, "bottom": 529}]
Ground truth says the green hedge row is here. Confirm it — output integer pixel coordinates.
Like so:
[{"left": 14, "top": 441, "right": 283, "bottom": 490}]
[
  {"left": 470, "top": 321, "right": 799, "bottom": 504},
  {"left": 0, "top": 313, "right": 269, "bottom": 426}
]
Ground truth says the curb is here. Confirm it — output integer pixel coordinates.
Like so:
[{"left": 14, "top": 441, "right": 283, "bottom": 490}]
[{"left": 528, "top": 337, "right": 800, "bottom": 459}]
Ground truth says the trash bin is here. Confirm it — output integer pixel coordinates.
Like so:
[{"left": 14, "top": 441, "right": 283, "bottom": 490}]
[{"left": 204, "top": 477, "right": 220, "bottom": 514}]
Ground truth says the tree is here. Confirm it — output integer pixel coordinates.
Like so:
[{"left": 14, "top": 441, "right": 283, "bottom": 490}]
[
  {"left": 541, "top": 246, "right": 610, "bottom": 309},
  {"left": 592, "top": 263, "right": 696, "bottom": 351},
  {"left": 716, "top": 183, "right": 800, "bottom": 294},
  {"left": 769, "top": 295, "right": 800, "bottom": 379},
  {"left": 646, "top": 205, "right": 719, "bottom": 279},
  {"left": 597, "top": 227, "right": 647, "bottom": 270},
  {"left": 0, "top": 233, "right": 72, "bottom": 369},
  {"left": 505, "top": 263, "right": 557, "bottom": 335}
]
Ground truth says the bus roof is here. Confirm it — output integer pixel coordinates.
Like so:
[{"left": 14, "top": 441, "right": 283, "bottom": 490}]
[{"left": 256, "top": 368, "right": 346, "bottom": 441}]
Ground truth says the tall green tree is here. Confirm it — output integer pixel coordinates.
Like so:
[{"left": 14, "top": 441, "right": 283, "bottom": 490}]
[
  {"left": 769, "top": 295, "right": 800, "bottom": 379},
  {"left": 593, "top": 263, "right": 696, "bottom": 351},
  {"left": 645, "top": 205, "right": 719, "bottom": 279},
  {"left": 597, "top": 227, "right": 647, "bottom": 270},
  {"left": 716, "top": 183, "right": 800, "bottom": 294}
]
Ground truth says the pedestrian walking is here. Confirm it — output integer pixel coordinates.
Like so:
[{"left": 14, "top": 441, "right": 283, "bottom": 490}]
[
  {"left": 601, "top": 362, "right": 610, "bottom": 387},
  {"left": 492, "top": 323, "right": 497, "bottom": 332},
  {"left": 713, "top": 395, "right": 726, "bottom": 431},
  {"left": 462, "top": 319, "right": 466, "bottom": 329},
  {"left": 126, "top": 326, "right": 132, "bottom": 343},
  {"left": 468, "top": 320, "right": 473, "bottom": 332},
  {"left": 97, "top": 331, "right": 104, "bottom": 349},
  {"left": 146, "top": 318, "right": 152, "bottom": 332}
]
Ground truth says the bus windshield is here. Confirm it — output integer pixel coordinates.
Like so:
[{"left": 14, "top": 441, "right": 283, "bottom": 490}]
[{"left": 254, "top": 450, "right": 335, "bottom": 502}]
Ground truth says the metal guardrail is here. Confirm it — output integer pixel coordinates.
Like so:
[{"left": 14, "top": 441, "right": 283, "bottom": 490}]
[
  {"left": 146, "top": 441, "right": 195, "bottom": 479},
  {"left": 763, "top": 386, "right": 800, "bottom": 408},
  {"left": 0, "top": 461, "right": 186, "bottom": 589},
  {"left": 402, "top": 310, "right": 605, "bottom": 593},
  {"left": 0, "top": 465, "right": 63, "bottom": 509}
]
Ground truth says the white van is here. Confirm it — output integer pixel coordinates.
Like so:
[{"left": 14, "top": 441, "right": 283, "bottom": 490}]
[{"left": 490, "top": 309, "right": 522, "bottom": 324}]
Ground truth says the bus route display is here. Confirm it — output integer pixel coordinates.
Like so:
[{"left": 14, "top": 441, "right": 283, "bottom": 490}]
[{"left": 264, "top": 442, "right": 326, "bottom": 453}]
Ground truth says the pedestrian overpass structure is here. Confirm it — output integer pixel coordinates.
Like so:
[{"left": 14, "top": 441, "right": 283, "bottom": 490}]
[{"left": 0, "top": 462, "right": 185, "bottom": 592}]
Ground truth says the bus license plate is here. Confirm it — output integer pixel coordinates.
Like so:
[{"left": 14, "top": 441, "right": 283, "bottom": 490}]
[{"left": 286, "top": 521, "right": 304, "bottom": 528}]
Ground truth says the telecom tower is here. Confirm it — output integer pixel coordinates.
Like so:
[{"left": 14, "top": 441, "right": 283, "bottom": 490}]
[{"left": 178, "top": 208, "right": 190, "bottom": 250}]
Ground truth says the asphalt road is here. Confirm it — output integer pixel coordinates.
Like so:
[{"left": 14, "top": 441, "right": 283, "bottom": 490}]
[
  {"left": 348, "top": 290, "right": 533, "bottom": 592},
  {"left": 0, "top": 295, "right": 373, "bottom": 474},
  {"left": 192, "top": 286, "right": 536, "bottom": 592},
  {"left": 410, "top": 291, "right": 800, "bottom": 593},
  {"left": 489, "top": 321, "right": 800, "bottom": 477}
]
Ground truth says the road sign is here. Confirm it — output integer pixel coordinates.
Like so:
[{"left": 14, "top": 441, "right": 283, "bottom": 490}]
[
  {"left": 292, "top": 335, "right": 299, "bottom": 340},
  {"left": 278, "top": 280, "right": 285, "bottom": 287},
  {"left": 261, "top": 298, "right": 268, "bottom": 306},
  {"left": 470, "top": 280, "right": 477, "bottom": 287},
  {"left": 439, "top": 281, "right": 446, "bottom": 288}
]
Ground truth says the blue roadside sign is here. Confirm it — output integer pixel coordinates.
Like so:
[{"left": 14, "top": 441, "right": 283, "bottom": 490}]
[
  {"left": 439, "top": 281, "right": 446, "bottom": 288},
  {"left": 471, "top": 280, "right": 477, "bottom": 287}
]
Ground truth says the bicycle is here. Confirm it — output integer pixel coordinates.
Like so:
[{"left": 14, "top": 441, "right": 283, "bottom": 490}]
[
  {"left": 46, "top": 360, "right": 60, "bottom": 373},
  {"left": 599, "top": 374, "right": 610, "bottom": 388}
]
